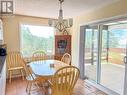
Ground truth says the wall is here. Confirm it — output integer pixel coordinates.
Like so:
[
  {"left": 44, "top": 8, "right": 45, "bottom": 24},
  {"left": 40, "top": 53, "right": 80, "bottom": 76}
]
[{"left": 72, "top": 0, "right": 127, "bottom": 66}]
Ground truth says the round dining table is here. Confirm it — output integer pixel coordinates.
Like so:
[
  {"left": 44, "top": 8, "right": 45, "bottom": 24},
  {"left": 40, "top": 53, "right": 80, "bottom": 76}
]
[{"left": 29, "top": 59, "right": 68, "bottom": 78}]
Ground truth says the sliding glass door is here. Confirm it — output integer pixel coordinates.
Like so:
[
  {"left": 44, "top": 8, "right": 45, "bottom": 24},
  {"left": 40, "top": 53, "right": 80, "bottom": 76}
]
[{"left": 83, "top": 23, "right": 127, "bottom": 95}]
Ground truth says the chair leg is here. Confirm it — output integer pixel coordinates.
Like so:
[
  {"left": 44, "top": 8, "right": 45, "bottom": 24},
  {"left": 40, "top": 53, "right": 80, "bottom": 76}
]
[
  {"left": 9, "top": 70, "right": 12, "bottom": 83},
  {"left": 26, "top": 81, "right": 30, "bottom": 92},
  {"left": 28, "top": 81, "right": 32, "bottom": 94},
  {"left": 35, "top": 81, "right": 48, "bottom": 95},
  {"left": 21, "top": 69, "right": 24, "bottom": 80},
  {"left": 43, "top": 86, "right": 49, "bottom": 95}
]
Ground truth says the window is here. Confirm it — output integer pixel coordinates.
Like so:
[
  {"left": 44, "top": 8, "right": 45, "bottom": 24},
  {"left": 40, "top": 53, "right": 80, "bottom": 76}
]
[{"left": 20, "top": 24, "right": 54, "bottom": 57}]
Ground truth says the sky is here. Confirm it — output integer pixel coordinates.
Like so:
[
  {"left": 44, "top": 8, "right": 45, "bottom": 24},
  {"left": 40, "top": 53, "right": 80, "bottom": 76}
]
[
  {"left": 24, "top": 24, "right": 54, "bottom": 38},
  {"left": 110, "top": 29, "right": 127, "bottom": 47}
]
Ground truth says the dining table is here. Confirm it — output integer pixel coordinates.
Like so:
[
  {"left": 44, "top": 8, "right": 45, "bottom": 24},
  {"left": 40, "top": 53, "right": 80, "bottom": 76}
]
[{"left": 29, "top": 59, "right": 68, "bottom": 78}]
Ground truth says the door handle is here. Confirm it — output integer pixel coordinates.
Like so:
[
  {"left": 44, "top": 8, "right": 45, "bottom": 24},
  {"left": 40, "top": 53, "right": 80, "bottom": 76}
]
[{"left": 124, "top": 56, "right": 127, "bottom": 64}]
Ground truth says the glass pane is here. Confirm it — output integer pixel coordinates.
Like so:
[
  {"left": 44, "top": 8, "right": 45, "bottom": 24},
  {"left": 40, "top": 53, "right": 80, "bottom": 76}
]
[
  {"left": 85, "top": 28, "right": 98, "bottom": 82},
  {"left": 100, "top": 26, "right": 126, "bottom": 94},
  {"left": 20, "top": 24, "right": 54, "bottom": 57}
]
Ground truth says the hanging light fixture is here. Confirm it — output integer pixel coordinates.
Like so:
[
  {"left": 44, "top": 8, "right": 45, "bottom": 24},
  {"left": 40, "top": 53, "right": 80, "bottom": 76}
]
[{"left": 48, "top": 0, "right": 73, "bottom": 35}]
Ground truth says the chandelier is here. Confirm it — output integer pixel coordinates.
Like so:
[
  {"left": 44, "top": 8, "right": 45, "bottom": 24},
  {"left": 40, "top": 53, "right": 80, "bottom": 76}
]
[{"left": 48, "top": 0, "right": 73, "bottom": 35}]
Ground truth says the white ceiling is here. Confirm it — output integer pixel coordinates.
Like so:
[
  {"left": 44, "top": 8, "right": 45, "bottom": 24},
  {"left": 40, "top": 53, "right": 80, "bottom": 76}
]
[{"left": 14, "top": 0, "right": 119, "bottom": 18}]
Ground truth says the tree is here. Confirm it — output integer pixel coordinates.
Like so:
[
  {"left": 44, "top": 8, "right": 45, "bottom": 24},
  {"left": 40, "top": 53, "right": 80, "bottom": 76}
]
[{"left": 21, "top": 25, "right": 54, "bottom": 57}]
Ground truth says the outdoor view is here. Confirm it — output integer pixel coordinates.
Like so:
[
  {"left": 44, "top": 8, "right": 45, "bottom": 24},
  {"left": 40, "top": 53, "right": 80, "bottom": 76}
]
[
  {"left": 20, "top": 24, "right": 54, "bottom": 57},
  {"left": 108, "top": 29, "right": 127, "bottom": 65}
]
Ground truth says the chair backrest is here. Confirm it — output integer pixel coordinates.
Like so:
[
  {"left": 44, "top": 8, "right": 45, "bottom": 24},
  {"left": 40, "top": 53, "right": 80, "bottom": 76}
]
[
  {"left": 51, "top": 66, "right": 80, "bottom": 95},
  {"left": 6, "top": 51, "right": 24, "bottom": 68},
  {"left": 61, "top": 53, "right": 71, "bottom": 65},
  {"left": 32, "top": 51, "right": 46, "bottom": 61},
  {"left": 21, "top": 59, "right": 34, "bottom": 79}
]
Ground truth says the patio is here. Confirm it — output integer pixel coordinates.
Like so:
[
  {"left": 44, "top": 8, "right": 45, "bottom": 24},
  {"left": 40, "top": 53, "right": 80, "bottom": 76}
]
[{"left": 85, "top": 63, "right": 125, "bottom": 94}]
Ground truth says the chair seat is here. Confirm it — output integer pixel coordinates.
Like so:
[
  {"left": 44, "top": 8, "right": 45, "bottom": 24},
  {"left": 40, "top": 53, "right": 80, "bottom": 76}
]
[
  {"left": 26, "top": 74, "right": 46, "bottom": 81},
  {"left": 8, "top": 66, "right": 24, "bottom": 71},
  {"left": 26, "top": 74, "right": 37, "bottom": 81}
]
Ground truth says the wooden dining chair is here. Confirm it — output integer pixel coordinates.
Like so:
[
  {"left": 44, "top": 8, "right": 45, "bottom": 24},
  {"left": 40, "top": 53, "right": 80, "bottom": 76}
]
[
  {"left": 21, "top": 60, "right": 47, "bottom": 95},
  {"left": 6, "top": 51, "right": 25, "bottom": 83},
  {"left": 32, "top": 51, "right": 46, "bottom": 61},
  {"left": 49, "top": 66, "right": 80, "bottom": 95},
  {"left": 61, "top": 53, "right": 71, "bottom": 65}
]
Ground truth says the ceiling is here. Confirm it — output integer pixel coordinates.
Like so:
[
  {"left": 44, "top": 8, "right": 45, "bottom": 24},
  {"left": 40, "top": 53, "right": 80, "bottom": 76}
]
[{"left": 14, "top": 0, "right": 119, "bottom": 18}]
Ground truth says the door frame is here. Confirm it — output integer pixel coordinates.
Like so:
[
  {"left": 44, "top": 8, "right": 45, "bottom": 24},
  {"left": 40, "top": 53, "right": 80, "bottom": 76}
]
[
  {"left": 79, "top": 26, "right": 85, "bottom": 79},
  {"left": 124, "top": 42, "right": 127, "bottom": 95}
]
